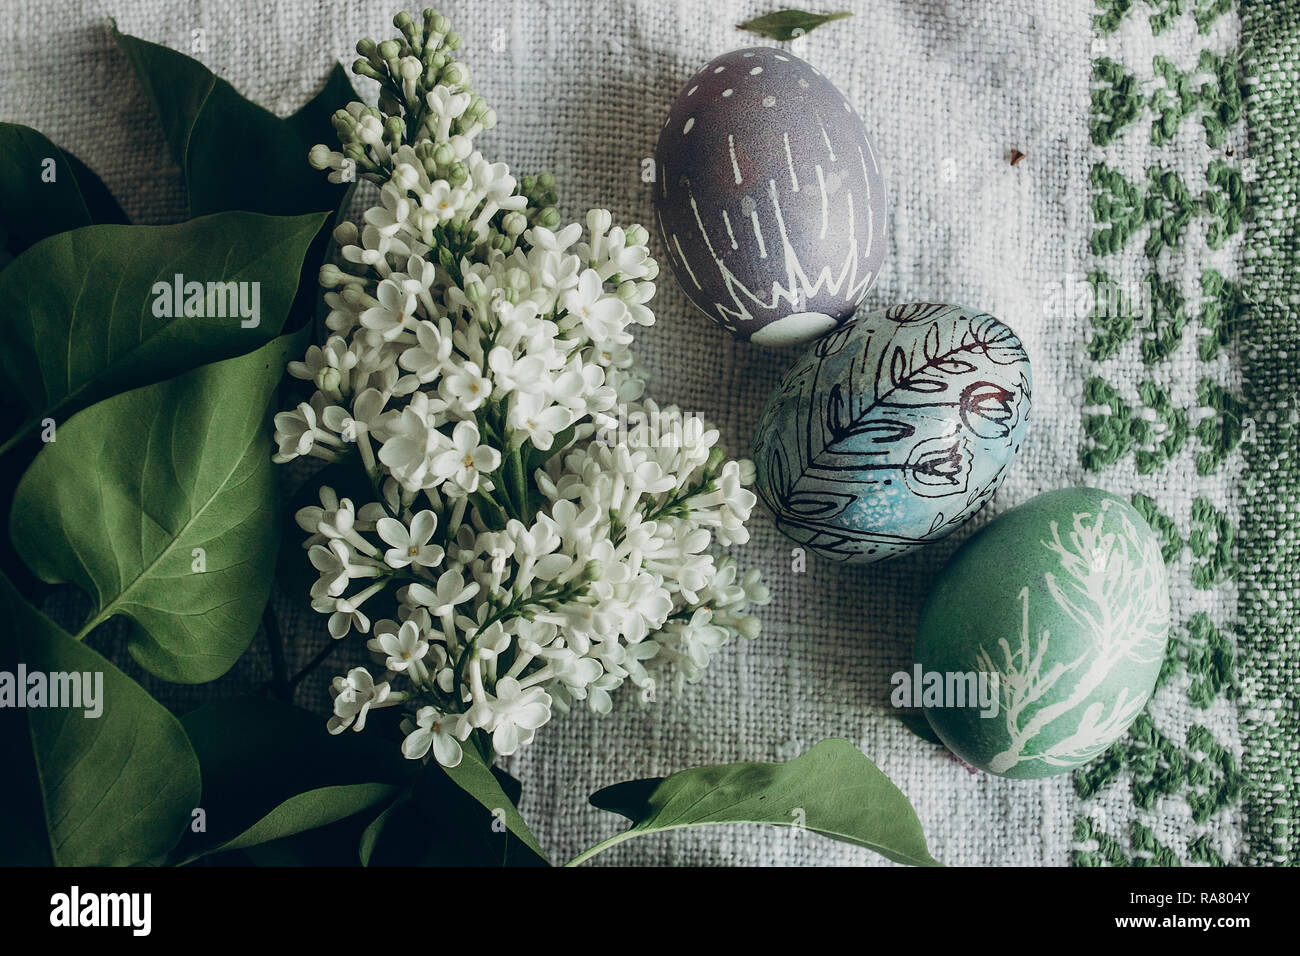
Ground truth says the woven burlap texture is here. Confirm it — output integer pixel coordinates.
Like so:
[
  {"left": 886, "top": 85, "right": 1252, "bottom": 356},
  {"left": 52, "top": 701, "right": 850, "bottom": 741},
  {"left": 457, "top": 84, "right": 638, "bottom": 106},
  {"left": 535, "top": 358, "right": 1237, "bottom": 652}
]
[{"left": 10, "top": 0, "right": 1236, "bottom": 865}]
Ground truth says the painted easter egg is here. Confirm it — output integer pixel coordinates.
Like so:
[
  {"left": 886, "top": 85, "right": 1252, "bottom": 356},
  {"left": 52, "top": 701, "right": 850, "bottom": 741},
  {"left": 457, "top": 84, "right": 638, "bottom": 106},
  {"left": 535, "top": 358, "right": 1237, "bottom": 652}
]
[
  {"left": 752, "top": 303, "right": 1031, "bottom": 563},
  {"left": 654, "top": 47, "right": 887, "bottom": 346},
  {"left": 915, "top": 487, "right": 1171, "bottom": 778}
]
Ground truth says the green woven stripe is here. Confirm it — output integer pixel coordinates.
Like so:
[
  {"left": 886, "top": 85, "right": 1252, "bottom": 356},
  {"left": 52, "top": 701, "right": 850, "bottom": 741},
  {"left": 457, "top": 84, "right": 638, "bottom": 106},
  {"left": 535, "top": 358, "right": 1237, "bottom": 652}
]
[
  {"left": 1239, "top": 0, "right": 1300, "bottom": 867},
  {"left": 1076, "top": 0, "right": 1249, "bottom": 865}
]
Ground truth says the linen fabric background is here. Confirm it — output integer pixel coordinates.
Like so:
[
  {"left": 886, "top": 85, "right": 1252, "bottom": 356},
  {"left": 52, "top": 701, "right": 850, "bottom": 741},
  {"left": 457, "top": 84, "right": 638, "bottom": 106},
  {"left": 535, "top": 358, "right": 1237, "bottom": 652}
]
[{"left": 4, "top": 0, "right": 1275, "bottom": 866}]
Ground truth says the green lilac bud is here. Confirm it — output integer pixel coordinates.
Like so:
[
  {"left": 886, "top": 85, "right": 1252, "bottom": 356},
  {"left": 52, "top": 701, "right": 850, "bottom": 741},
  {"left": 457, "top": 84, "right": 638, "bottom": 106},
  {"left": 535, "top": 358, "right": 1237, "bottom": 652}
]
[
  {"left": 448, "top": 162, "right": 468, "bottom": 187},
  {"left": 332, "top": 222, "right": 359, "bottom": 245},
  {"left": 536, "top": 171, "right": 555, "bottom": 190},
  {"left": 583, "top": 560, "right": 604, "bottom": 582},
  {"left": 502, "top": 211, "right": 527, "bottom": 237},
  {"left": 536, "top": 206, "right": 561, "bottom": 229},
  {"left": 378, "top": 39, "right": 401, "bottom": 61},
  {"left": 625, "top": 224, "right": 649, "bottom": 247},
  {"left": 319, "top": 263, "right": 348, "bottom": 287},
  {"left": 356, "top": 37, "right": 379, "bottom": 61},
  {"left": 432, "top": 143, "right": 454, "bottom": 166},
  {"left": 331, "top": 109, "right": 357, "bottom": 141},
  {"left": 705, "top": 447, "right": 726, "bottom": 474},
  {"left": 352, "top": 57, "right": 382, "bottom": 82},
  {"left": 317, "top": 367, "right": 343, "bottom": 395}
]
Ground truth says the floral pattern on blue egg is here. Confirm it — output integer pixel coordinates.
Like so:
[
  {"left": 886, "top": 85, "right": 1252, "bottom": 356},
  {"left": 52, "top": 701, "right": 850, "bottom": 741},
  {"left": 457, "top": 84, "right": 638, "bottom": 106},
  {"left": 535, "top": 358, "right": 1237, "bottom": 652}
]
[
  {"left": 654, "top": 47, "right": 888, "bottom": 346},
  {"left": 752, "top": 303, "right": 1032, "bottom": 563}
]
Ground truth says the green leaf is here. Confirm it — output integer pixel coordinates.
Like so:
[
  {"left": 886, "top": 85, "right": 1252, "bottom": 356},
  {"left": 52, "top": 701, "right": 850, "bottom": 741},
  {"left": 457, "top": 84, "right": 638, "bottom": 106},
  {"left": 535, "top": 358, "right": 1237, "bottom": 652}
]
[
  {"left": 898, "top": 711, "right": 945, "bottom": 746},
  {"left": 0, "top": 123, "right": 128, "bottom": 261},
  {"left": 177, "top": 696, "right": 415, "bottom": 860},
  {"left": 362, "top": 760, "right": 549, "bottom": 867},
  {"left": 736, "top": 9, "right": 853, "bottom": 41},
  {"left": 358, "top": 790, "right": 411, "bottom": 866},
  {"left": 0, "top": 573, "right": 200, "bottom": 865},
  {"left": 9, "top": 336, "right": 295, "bottom": 683},
  {"left": 217, "top": 783, "right": 399, "bottom": 853},
  {"left": 0, "top": 211, "right": 325, "bottom": 457},
  {"left": 112, "top": 27, "right": 354, "bottom": 219},
  {"left": 444, "top": 748, "right": 550, "bottom": 863},
  {"left": 576, "top": 738, "right": 940, "bottom": 866},
  {"left": 287, "top": 62, "right": 359, "bottom": 146}
]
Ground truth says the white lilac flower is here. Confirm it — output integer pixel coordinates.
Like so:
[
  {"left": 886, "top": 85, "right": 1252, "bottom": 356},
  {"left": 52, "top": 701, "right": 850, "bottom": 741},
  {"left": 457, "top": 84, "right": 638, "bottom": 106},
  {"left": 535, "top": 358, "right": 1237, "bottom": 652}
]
[
  {"left": 280, "top": 13, "right": 765, "bottom": 764},
  {"left": 327, "top": 667, "right": 391, "bottom": 734},
  {"left": 402, "top": 706, "right": 467, "bottom": 766},
  {"left": 471, "top": 677, "right": 552, "bottom": 756},
  {"left": 377, "top": 510, "right": 444, "bottom": 569},
  {"left": 431, "top": 419, "right": 499, "bottom": 491},
  {"left": 563, "top": 269, "right": 629, "bottom": 343},
  {"left": 367, "top": 619, "right": 429, "bottom": 673}
]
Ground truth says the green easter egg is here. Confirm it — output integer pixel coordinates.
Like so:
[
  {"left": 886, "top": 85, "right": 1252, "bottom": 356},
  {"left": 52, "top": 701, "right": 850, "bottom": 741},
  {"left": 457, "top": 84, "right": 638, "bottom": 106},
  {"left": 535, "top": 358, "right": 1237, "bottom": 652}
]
[{"left": 913, "top": 487, "right": 1170, "bottom": 778}]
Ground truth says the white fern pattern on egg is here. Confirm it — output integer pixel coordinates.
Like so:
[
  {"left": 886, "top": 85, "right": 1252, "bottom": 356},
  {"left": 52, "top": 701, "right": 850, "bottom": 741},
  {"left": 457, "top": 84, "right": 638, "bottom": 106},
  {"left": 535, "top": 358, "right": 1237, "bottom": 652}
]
[{"left": 977, "top": 499, "right": 1170, "bottom": 773}]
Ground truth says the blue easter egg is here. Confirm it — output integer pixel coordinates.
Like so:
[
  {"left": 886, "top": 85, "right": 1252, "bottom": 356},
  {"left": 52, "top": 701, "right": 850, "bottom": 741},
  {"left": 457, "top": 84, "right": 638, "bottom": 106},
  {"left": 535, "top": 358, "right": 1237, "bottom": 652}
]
[{"left": 752, "top": 303, "right": 1032, "bottom": 563}]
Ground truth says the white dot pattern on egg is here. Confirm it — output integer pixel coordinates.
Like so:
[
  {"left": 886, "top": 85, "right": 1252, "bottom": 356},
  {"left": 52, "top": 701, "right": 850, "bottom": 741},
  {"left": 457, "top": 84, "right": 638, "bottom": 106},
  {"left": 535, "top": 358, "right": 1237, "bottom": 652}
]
[{"left": 654, "top": 48, "right": 888, "bottom": 346}]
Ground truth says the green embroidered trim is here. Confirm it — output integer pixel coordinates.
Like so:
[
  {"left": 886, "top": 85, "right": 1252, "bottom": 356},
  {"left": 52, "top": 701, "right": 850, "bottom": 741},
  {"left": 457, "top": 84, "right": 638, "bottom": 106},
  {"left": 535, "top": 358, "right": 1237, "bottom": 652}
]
[
  {"left": 1199, "top": 51, "right": 1247, "bottom": 146},
  {"left": 1080, "top": 0, "right": 1248, "bottom": 869},
  {"left": 1199, "top": 268, "right": 1248, "bottom": 360},
  {"left": 1081, "top": 377, "right": 1133, "bottom": 470},
  {"left": 1090, "top": 163, "right": 1147, "bottom": 255},
  {"left": 1095, "top": 0, "right": 1140, "bottom": 34},
  {"left": 1075, "top": 714, "right": 1246, "bottom": 824},
  {"left": 1152, "top": 55, "right": 1202, "bottom": 146},
  {"left": 1081, "top": 378, "right": 1187, "bottom": 474},
  {"left": 1141, "top": 272, "right": 1187, "bottom": 364},
  {"left": 1089, "top": 163, "right": 1243, "bottom": 258},
  {"left": 1086, "top": 270, "right": 1137, "bottom": 360},
  {"left": 1095, "top": 0, "right": 1236, "bottom": 35},
  {"left": 1092, "top": 58, "right": 1144, "bottom": 147},
  {"left": 1157, "top": 611, "right": 1239, "bottom": 708},
  {"left": 1134, "top": 380, "right": 1188, "bottom": 473},
  {"left": 1194, "top": 378, "right": 1246, "bottom": 475},
  {"left": 1151, "top": 51, "right": 1247, "bottom": 147},
  {"left": 1204, "top": 159, "right": 1247, "bottom": 248},
  {"left": 1085, "top": 268, "right": 1249, "bottom": 364},
  {"left": 1189, "top": 496, "right": 1235, "bottom": 588},
  {"left": 1132, "top": 492, "right": 1184, "bottom": 564},
  {"left": 1075, "top": 818, "right": 1226, "bottom": 867}
]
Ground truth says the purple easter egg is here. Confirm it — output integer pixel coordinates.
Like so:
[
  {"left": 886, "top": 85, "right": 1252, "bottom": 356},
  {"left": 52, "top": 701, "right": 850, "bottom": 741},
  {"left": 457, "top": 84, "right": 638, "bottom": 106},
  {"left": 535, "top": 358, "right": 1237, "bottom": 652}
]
[{"left": 654, "top": 48, "right": 888, "bottom": 347}]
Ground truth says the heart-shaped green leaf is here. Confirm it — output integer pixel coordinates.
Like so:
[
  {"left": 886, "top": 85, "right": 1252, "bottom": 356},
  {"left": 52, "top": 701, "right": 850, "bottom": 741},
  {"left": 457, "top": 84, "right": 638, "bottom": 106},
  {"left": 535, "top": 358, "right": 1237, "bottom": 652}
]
[
  {"left": 0, "top": 573, "right": 200, "bottom": 865},
  {"left": 112, "top": 27, "right": 354, "bottom": 219},
  {"left": 175, "top": 696, "right": 415, "bottom": 860},
  {"left": 0, "top": 211, "right": 325, "bottom": 458},
  {"left": 362, "top": 760, "right": 549, "bottom": 867},
  {"left": 113, "top": 27, "right": 355, "bottom": 336},
  {"left": 9, "top": 336, "right": 295, "bottom": 683},
  {"left": 443, "top": 747, "right": 550, "bottom": 862},
  {"left": 577, "top": 738, "right": 940, "bottom": 866},
  {"left": 0, "top": 123, "right": 128, "bottom": 262}
]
